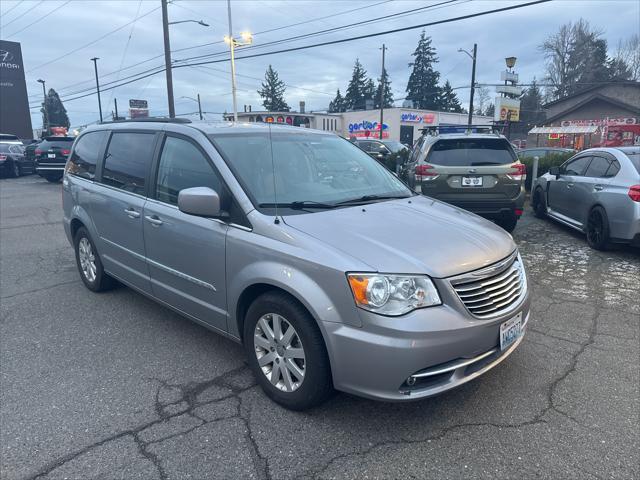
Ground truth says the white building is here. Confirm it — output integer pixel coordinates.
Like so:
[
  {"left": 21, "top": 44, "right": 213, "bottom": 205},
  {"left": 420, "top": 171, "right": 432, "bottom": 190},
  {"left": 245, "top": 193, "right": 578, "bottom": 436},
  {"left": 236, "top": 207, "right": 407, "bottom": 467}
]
[{"left": 225, "top": 105, "right": 491, "bottom": 145}]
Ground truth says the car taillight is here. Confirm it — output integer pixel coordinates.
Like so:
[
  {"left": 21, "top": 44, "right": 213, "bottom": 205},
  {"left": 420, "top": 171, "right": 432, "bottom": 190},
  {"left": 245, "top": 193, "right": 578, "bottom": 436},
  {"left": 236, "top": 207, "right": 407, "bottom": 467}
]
[
  {"left": 629, "top": 185, "right": 640, "bottom": 202},
  {"left": 415, "top": 164, "right": 437, "bottom": 181},
  {"left": 35, "top": 149, "right": 42, "bottom": 155},
  {"left": 61, "top": 149, "right": 70, "bottom": 155},
  {"left": 508, "top": 163, "right": 527, "bottom": 181},
  {"left": 0, "top": 154, "right": 6, "bottom": 161}
]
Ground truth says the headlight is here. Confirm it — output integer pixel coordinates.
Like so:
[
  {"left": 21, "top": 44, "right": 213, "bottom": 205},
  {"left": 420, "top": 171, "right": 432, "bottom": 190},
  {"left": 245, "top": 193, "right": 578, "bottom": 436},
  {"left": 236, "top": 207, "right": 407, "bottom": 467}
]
[{"left": 347, "top": 273, "right": 441, "bottom": 316}]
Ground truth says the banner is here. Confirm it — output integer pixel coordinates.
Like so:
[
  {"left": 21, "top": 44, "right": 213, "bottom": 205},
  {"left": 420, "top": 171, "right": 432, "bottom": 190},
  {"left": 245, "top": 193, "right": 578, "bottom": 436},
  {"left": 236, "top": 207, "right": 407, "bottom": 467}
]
[{"left": 0, "top": 40, "right": 33, "bottom": 139}]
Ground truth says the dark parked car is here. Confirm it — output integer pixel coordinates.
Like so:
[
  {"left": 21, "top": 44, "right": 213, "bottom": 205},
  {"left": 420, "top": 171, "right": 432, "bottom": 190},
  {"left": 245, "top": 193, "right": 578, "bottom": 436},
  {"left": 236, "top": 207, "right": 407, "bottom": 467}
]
[
  {"left": 0, "top": 143, "right": 35, "bottom": 177},
  {"left": 354, "top": 139, "right": 410, "bottom": 173},
  {"left": 24, "top": 140, "right": 41, "bottom": 166},
  {"left": 35, "top": 136, "right": 75, "bottom": 182},
  {"left": 402, "top": 127, "right": 526, "bottom": 232},
  {"left": 532, "top": 147, "right": 640, "bottom": 250}
]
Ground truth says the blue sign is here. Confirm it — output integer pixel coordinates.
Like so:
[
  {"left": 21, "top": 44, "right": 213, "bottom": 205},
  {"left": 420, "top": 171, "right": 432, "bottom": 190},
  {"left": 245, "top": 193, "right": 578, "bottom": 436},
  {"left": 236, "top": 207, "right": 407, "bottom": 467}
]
[{"left": 348, "top": 120, "right": 388, "bottom": 133}]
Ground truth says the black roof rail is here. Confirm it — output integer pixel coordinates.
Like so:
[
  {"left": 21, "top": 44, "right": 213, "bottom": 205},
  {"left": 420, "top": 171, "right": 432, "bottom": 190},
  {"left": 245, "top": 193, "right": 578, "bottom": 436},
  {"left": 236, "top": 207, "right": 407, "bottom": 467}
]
[
  {"left": 419, "top": 124, "right": 500, "bottom": 136},
  {"left": 99, "top": 117, "right": 192, "bottom": 125}
]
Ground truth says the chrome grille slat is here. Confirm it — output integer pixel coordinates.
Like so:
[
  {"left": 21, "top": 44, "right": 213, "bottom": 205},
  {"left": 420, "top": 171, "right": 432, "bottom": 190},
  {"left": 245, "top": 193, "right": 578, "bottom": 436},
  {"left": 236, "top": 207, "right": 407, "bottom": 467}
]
[{"left": 450, "top": 253, "right": 526, "bottom": 319}]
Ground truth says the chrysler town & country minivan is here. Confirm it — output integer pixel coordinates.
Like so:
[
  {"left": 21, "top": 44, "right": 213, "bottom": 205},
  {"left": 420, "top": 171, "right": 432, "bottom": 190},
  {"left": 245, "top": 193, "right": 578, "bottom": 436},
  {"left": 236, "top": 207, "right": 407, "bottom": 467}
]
[{"left": 62, "top": 119, "right": 530, "bottom": 410}]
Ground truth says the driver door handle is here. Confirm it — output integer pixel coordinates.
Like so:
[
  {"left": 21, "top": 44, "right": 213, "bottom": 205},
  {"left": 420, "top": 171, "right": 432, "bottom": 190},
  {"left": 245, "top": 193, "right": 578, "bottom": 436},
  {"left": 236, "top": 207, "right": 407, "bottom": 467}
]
[
  {"left": 594, "top": 184, "right": 604, "bottom": 191},
  {"left": 124, "top": 208, "right": 140, "bottom": 219},
  {"left": 145, "top": 215, "right": 163, "bottom": 226},
  {"left": 566, "top": 183, "right": 574, "bottom": 189}
]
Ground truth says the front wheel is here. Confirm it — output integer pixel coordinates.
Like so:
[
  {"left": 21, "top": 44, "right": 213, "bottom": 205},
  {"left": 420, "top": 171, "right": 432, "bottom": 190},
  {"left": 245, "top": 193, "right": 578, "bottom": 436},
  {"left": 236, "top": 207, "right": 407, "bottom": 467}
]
[
  {"left": 532, "top": 188, "right": 547, "bottom": 218},
  {"left": 586, "top": 206, "right": 610, "bottom": 250},
  {"left": 244, "top": 291, "right": 333, "bottom": 410},
  {"left": 74, "top": 227, "right": 116, "bottom": 291},
  {"left": 9, "top": 161, "right": 21, "bottom": 178}
]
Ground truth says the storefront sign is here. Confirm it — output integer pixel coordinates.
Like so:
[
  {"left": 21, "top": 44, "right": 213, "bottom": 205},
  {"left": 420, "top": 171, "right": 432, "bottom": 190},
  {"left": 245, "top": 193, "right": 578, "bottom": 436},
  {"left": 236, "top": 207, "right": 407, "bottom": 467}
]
[
  {"left": 347, "top": 120, "right": 388, "bottom": 134},
  {"left": 400, "top": 112, "right": 436, "bottom": 124},
  {"left": 560, "top": 117, "right": 638, "bottom": 127},
  {"left": 494, "top": 97, "right": 520, "bottom": 122}
]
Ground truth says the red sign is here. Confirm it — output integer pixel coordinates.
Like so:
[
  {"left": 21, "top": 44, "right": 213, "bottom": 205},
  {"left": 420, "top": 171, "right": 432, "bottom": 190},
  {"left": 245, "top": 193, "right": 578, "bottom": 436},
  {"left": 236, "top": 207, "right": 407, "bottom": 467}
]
[{"left": 561, "top": 117, "right": 638, "bottom": 127}]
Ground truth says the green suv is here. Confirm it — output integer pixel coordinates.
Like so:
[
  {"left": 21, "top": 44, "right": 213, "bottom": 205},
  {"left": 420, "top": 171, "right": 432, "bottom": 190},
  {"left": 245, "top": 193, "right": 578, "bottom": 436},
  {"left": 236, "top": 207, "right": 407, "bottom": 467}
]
[{"left": 403, "top": 127, "right": 526, "bottom": 232}]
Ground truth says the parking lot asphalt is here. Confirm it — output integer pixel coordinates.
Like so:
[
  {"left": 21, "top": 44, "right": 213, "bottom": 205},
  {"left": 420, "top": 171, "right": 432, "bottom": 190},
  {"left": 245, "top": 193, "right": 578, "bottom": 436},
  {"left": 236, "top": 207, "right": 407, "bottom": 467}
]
[{"left": 1, "top": 174, "right": 638, "bottom": 480}]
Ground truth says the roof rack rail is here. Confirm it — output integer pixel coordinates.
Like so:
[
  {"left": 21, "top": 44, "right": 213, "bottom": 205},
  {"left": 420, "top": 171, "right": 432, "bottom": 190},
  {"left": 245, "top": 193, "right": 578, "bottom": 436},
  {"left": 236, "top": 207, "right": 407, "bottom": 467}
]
[
  {"left": 419, "top": 124, "right": 501, "bottom": 136},
  {"left": 99, "top": 117, "right": 192, "bottom": 125}
]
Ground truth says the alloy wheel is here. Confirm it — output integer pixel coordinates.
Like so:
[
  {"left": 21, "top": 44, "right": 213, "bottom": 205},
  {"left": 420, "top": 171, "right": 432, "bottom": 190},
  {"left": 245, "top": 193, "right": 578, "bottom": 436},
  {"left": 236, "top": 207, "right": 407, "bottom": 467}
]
[
  {"left": 254, "top": 313, "right": 306, "bottom": 392},
  {"left": 78, "top": 237, "right": 97, "bottom": 283},
  {"left": 587, "top": 211, "right": 603, "bottom": 245}
]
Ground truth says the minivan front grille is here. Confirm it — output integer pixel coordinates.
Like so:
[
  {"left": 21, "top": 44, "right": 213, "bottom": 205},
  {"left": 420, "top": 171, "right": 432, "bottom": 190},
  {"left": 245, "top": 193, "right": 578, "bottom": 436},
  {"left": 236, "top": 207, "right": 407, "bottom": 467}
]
[{"left": 450, "top": 252, "right": 526, "bottom": 319}]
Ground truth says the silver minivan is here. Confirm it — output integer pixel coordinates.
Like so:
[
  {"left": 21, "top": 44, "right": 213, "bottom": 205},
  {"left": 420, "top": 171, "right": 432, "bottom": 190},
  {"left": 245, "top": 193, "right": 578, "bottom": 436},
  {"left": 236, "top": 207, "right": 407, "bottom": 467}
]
[{"left": 63, "top": 119, "right": 530, "bottom": 410}]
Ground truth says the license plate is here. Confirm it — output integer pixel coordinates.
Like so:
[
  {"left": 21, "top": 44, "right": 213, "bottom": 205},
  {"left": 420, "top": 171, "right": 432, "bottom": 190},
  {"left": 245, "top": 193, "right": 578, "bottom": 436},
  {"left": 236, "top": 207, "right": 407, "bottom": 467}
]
[
  {"left": 47, "top": 153, "right": 56, "bottom": 158},
  {"left": 500, "top": 312, "right": 523, "bottom": 351},
  {"left": 462, "top": 176, "right": 483, "bottom": 187}
]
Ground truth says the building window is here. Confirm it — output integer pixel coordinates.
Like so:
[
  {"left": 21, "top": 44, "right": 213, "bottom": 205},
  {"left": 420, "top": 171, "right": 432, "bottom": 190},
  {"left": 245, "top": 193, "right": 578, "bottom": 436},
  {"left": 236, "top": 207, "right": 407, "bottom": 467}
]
[{"left": 323, "top": 119, "right": 326, "bottom": 130}]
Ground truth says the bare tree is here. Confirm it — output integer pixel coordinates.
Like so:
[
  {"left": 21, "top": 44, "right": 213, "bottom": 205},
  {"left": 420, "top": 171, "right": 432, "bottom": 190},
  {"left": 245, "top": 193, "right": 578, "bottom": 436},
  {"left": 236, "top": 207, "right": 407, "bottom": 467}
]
[
  {"left": 540, "top": 23, "right": 574, "bottom": 98},
  {"left": 614, "top": 34, "right": 640, "bottom": 80},
  {"left": 474, "top": 86, "right": 490, "bottom": 115}
]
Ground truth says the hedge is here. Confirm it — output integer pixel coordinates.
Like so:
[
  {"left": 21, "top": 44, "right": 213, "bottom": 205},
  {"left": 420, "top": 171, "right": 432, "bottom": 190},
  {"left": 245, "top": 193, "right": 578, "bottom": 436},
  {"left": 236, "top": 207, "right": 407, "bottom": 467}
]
[{"left": 519, "top": 152, "right": 574, "bottom": 191}]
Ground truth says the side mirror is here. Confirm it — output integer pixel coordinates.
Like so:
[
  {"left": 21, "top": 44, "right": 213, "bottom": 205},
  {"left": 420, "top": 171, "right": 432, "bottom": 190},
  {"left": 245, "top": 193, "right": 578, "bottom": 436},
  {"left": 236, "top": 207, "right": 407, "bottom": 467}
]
[
  {"left": 549, "top": 166, "right": 560, "bottom": 178},
  {"left": 178, "top": 187, "right": 226, "bottom": 218}
]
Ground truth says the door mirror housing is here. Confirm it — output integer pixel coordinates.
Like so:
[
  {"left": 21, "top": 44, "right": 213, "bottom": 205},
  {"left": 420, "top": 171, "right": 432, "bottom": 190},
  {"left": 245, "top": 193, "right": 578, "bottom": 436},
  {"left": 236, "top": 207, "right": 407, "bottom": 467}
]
[
  {"left": 178, "top": 187, "right": 226, "bottom": 218},
  {"left": 549, "top": 166, "right": 561, "bottom": 178}
]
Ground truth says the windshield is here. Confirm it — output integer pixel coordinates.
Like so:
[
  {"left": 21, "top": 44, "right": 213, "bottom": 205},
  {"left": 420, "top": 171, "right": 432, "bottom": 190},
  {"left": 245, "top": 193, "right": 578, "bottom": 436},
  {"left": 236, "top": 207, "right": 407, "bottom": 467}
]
[
  {"left": 210, "top": 132, "right": 410, "bottom": 208},
  {"left": 383, "top": 140, "right": 408, "bottom": 152},
  {"left": 428, "top": 138, "right": 516, "bottom": 166}
]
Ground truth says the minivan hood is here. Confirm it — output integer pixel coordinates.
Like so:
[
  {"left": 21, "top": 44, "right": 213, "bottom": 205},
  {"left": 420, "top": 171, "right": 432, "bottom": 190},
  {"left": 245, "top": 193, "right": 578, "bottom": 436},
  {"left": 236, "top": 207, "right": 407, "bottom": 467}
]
[{"left": 282, "top": 196, "right": 516, "bottom": 278}]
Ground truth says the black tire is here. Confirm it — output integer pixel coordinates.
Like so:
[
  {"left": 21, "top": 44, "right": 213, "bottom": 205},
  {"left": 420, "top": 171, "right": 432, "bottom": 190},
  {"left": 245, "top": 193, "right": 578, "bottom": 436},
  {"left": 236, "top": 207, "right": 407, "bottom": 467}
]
[
  {"left": 44, "top": 174, "right": 62, "bottom": 183},
  {"left": 586, "top": 206, "right": 610, "bottom": 251},
  {"left": 532, "top": 187, "right": 547, "bottom": 218},
  {"left": 496, "top": 213, "right": 518, "bottom": 233},
  {"left": 244, "top": 291, "right": 333, "bottom": 410},
  {"left": 9, "top": 161, "right": 21, "bottom": 178},
  {"left": 73, "top": 226, "right": 116, "bottom": 292}
]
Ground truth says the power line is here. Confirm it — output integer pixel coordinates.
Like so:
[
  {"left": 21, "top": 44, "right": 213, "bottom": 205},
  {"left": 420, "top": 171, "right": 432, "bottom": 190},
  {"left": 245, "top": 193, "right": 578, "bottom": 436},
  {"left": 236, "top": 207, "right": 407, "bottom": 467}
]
[
  {"left": 4, "top": 0, "right": 71, "bottom": 39},
  {"left": 26, "top": 4, "right": 161, "bottom": 73},
  {"left": 1, "top": 0, "right": 43, "bottom": 29},
  {"left": 0, "top": 0, "right": 26, "bottom": 19}
]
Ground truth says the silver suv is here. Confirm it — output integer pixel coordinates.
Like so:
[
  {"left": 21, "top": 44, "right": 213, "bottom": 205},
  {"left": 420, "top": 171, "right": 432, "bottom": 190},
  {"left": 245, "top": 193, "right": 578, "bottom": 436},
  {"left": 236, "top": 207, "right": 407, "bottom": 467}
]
[{"left": 63, "top": 119, "right": 530, "bottom": 410}]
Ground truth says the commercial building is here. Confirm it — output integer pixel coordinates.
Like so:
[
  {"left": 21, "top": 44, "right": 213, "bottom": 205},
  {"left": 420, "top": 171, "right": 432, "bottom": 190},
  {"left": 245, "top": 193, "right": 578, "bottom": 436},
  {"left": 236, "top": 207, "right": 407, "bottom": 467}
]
[
  {"left": 226, "top": 105, "right": 491, "bottom": 145},
  {"left": 528, "top": 82, "right": 640, "bottom": 150}
]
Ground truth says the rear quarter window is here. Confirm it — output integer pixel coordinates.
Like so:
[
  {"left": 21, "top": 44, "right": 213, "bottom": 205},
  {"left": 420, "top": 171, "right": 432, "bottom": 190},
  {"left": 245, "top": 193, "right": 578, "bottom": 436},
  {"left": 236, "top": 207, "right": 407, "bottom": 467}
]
[
  {"left": 626, "top": 153, "right": 640, "bottom": 174},
  {"left": 67, "top": 131, "right": 108, "bottom": 180},
  {"left": 427, "top": 138, "right": 516, "bottom": 166}
]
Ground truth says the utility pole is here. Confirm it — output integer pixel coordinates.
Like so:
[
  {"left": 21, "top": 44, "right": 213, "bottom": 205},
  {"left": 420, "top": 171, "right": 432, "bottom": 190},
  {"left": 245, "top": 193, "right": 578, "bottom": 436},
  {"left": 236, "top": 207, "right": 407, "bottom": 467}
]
[
  {"left": 379, "top": 44, "right": 386, "bottom": 140},
  {"left": 90, "top": 57, "right": 103, "bottom": 122},
  {"left": 114, "top": 98, "right": 119, "bottom": 120},
  {"left": 467, "top": 43, "right": 477, "bottom": 127},
  {"left": 197, "top": 93, "right": 203, "bottom": 120},
  {"left": 161, "top": 0, "right": 175, "bottom": 118},
  {"left": 227, "top": 0, "right": 238, "bottom": 122},
  {"left": 37, "top": 79, "right": 47, "bottom": 135}
]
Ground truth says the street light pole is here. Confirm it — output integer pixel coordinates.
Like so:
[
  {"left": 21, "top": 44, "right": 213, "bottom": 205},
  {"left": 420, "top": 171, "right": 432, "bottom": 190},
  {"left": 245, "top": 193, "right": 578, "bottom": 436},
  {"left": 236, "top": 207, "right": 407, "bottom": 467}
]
[
  {"left": 37, "top": 79, "right": 47, "bottom": 134},
  {"left": 197, "top": 93, "right": 203, "bottom": 120},
  {"left": 161, "top": 0, "right": 175, "bottom": 118},
  {"left": 379, "top": 44, "right": 386, "bottom": 140},
  {"left": 227, "top": 0, "right": 238, "bottom": 122},
  {"left": 467, "top": 44, "right": 477, "bottom": 127},
  {"left": 90, "top": 57, "right": 103, "bottom": 122}
]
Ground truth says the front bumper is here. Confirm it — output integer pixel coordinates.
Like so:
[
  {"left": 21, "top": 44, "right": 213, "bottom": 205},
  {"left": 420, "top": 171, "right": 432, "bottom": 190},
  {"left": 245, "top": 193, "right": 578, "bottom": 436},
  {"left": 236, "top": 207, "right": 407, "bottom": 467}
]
[{"left": 324, "top": 292, "right": 530, "bottom": 402}]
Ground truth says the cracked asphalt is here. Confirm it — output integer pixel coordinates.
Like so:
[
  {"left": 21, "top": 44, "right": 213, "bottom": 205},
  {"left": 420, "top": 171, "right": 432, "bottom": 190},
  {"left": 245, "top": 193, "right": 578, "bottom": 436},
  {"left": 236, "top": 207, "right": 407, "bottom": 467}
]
[{"left": 1, "top": 175, "right": 638, "bottom": 480}]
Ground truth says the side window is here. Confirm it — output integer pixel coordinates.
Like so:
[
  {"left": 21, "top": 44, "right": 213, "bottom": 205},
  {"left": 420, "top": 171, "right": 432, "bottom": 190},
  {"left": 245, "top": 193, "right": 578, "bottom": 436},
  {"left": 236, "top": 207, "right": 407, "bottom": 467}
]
[
  {"left": 584, "top": 156, "right": 611, "bottom": 178},
  {"left": 102, "top": 132, "right": 156, "bottom": 195},
  {"left": 358, "top": 141, "right": 371, "bottom": 152},
  {"left": 604, "top": 160, "right": 620, "bottom": 177},
  {"left": 67, "top": 131, "right": 107, "bottom": 180},
  {"left": 155, "top": 136, "right": 223, "bottom": 206},
  {"left": 564, "top": 156, "right": 591, "bottom": 176}
]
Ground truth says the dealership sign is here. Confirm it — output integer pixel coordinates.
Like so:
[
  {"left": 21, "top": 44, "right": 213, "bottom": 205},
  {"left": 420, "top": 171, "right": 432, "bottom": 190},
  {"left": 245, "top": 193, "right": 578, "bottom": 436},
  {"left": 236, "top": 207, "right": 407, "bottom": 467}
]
[
  {"left": 400, "top": 112, "right": 436, "bottom": 124},
  {"left": 0, "top": 40, "right": 32, "bottom": 139}
]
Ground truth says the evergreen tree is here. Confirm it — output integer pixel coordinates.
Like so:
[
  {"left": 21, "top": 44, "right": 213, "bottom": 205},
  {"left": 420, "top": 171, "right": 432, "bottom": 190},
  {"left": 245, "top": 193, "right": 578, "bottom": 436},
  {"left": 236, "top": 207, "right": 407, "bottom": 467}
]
[
  {"left": 519, "top": 79, "right": 545, "bottom": 127},
  {"left": 328, "top": 89, "right": 345, "bottom": 113},
  {"left": 374, "top": 68, "right": 394, "bottom": 109},
  {"left": 344, "top": 59, "right": 370, "bottom": 111},
  {"left": 439, "top": 80, "right": 462, "bottom": 113},
  {"left": 484, "top": 103, "right": 495, "bottom": 118},
  {"left": 363, "top": 78, "right": 377, "bottom": 109},
  {"left": 405, "top": 31, "right": 441, "bottom": 110},
  {"left": 42, "top": 88, "right": 70, "bottom": 131},
  {"left": 257, "top": 65, "right": 290, "bottom": 111}
]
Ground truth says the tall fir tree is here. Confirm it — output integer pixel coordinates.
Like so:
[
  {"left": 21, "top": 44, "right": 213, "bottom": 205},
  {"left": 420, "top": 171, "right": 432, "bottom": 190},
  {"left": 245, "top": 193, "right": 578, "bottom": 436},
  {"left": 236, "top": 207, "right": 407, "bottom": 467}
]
[
  {"left": 374, "top": 68, "right": 394, "bottom": 109},
  {"left": 439, "top": 80, "right": 462, "bottom": 113},
  {"left": 328, "top": 89, "right": 345, "bottom": 113},
  {"left": 42, "top": 88, "right": 70, "bottom": 130},
  {"left": 405, "top": 31, "right": 441, "bottom": 110},
  {"left": 257, "top": 65, "right": 290, "bottom": 111},
  {"left": 363, "top": 78, "right": 376, "bottom": 109},
  {"left": 519, "top": 78, "right": 546, "bottom": 127},
  {"left": 344, "top": 59, "right": 370, "bottom": 111}
]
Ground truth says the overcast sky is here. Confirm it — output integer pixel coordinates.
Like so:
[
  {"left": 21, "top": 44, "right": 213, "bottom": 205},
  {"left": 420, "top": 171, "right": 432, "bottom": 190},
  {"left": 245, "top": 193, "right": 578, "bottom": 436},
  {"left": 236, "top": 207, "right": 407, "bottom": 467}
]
[{"left": 1, "top": 0, "right": 638, "bottom": 130}]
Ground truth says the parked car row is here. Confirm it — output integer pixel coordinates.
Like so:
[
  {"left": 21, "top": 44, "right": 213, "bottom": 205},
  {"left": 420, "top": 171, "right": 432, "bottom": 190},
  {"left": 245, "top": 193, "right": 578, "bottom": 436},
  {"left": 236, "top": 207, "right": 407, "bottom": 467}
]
[{"left": 0, "top": 133, "right": 74, "bottom": 180}]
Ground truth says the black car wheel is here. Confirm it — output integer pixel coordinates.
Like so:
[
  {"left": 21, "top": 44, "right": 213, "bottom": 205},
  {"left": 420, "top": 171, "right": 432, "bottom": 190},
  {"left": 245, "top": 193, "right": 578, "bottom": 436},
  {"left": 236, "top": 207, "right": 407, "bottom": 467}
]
[
  {"left": 244, "top": 291, "right": 333, "bottom": 410},
  {"left": 586, "top": 206, "right": 610, "bottom": 251},
  {"left": 9, "top": 161, "right": 21, "bottom": 178},
  {"left": 532, "top": 187, "right": 547, "bottom": 218}
]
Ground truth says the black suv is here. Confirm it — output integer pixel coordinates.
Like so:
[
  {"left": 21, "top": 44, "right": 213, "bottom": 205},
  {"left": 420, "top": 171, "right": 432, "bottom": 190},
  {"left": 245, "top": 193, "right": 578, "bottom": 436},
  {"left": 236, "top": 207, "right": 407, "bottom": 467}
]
[{"left": 35, "top": 136, "right": 75, "bottom": 182}]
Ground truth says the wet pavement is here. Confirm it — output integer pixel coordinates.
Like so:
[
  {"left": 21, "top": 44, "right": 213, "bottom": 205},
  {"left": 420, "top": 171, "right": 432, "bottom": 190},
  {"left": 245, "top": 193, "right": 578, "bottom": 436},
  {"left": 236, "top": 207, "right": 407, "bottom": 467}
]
[{"left": 1, "top": 175, "right": 638, "bottom": 479}]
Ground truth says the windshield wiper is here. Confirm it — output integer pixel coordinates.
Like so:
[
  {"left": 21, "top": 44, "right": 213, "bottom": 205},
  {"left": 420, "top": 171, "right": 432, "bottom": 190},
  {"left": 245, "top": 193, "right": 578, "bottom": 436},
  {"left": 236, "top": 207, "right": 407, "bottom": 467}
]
[
  {"left": 258, "top": 201, "right": 338, "bottom": 210},
  {"left": 335, "top": 194, "right": 412, "bottom": 205}
]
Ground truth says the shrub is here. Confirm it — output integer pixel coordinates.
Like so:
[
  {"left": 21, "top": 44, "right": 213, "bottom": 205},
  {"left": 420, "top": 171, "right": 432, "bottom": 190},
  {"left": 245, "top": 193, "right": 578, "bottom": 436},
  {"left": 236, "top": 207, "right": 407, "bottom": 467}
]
[{"left": 519, "top": 152, "right": 574, "bottom": 191}]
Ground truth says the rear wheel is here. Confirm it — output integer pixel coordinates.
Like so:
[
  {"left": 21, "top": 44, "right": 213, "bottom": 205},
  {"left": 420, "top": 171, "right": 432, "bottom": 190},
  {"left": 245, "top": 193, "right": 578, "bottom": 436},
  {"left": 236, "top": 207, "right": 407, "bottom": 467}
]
[
  {"left": 586, "top": 206, "right": 610, "bottom": 251},
  {"left": 44, "top": 173, "right": 62, "bottom": 183},
  {"left": 9, "top": 161, "right": 21, "bottom": 178},
  {"left": 496, "top": 213, "right": 518, "bottom": 233},
  {"left": 532, "top": 188, "right": 547, "bottom": 218},
  {"left": 244, "top": 291, "right": 333, "bottom": 410}
]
